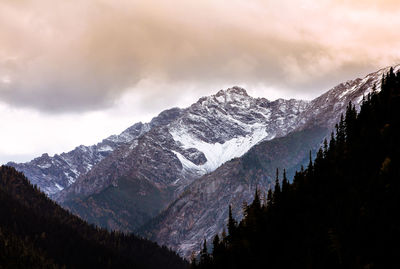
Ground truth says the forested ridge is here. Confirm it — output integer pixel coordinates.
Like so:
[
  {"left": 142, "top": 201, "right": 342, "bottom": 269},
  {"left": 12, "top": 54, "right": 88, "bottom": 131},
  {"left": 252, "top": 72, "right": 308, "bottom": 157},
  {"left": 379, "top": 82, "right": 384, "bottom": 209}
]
[
  {"left": 0, "top": 166, "right": 188, "bottom": 268},
  {"left": 193, "top": 68, "right": 400, "bottom": 269}
]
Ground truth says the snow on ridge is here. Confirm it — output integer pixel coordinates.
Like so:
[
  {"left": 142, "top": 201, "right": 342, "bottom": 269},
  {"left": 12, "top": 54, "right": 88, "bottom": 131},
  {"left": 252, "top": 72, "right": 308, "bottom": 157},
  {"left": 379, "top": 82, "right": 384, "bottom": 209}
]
[
  {"left": 55, "top": 183, "right": 64, "bottom": 191},
  {"left": 171, "top": 151, "right": 203, "bottom": 175},
  {"left": 338, "top": 84, "right": 357, "bottom": 99},
  {"left": 98, "top": 145, "right": 113, "bottom": 152},
  {"left": 170, "top": 125, "right": 270, "bottom": 175},
  {"left": 199, "top": 87, "right": 252, "bottom": 108},
  {"left": 37, "top": 163, "right": 51, "bottom": 169},
  {"left": 63, "top": 171, "right": 76, "bottom": 185},
  {"left": 336, "top": 65, "right": 399, "bottom": 105}
]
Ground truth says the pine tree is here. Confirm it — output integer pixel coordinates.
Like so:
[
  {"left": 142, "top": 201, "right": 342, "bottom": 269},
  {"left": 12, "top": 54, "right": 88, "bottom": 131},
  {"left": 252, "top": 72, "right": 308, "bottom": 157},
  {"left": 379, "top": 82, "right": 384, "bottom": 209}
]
[
  {"left": 282, "top": 169, "right": 289, "bottom": 193},
  {"left": 267, "top": 188, "right": 273, "bottom": 208},
  {"left": 307, "top": 151, "right": 313, "bottom": 172},
  {"left": 345, "top": 101, "right": 357, "bottom": 142},
  {"left": 199, "top": 239, "right": 211, "bottom": 267},
  {"left": 273, "top": 169, "right": 281, "bottom": 204},
  {"left": 221, "top": 228, "right": 227, "bottom": 243},
  {"left": 252, "top": 188, "right": 261, "bottom": 209},
  {"left": 323, "top": 138, "right": 328, "bottom": 157},
  {"left": 329, "top": 132, "right": 336, "bottom": 153},
  {"left": 211, "top": 234, "right": 223, "bottom": 267},
  {"left": 212, "top": 234, "right": 220, "bottom": 255},
  {"left": 227, "top": 205, "right": 237, "bottom": 237}
]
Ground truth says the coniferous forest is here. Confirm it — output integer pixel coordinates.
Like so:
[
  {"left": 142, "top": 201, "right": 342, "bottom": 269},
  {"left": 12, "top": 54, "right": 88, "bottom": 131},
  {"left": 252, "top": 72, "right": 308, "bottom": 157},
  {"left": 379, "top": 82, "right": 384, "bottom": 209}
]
[
  {"left": 193, "top": 69, "right": 400, "bottom": 269},
  {"left": 0, "top": 166, "right": 188, "bottom": 268}
]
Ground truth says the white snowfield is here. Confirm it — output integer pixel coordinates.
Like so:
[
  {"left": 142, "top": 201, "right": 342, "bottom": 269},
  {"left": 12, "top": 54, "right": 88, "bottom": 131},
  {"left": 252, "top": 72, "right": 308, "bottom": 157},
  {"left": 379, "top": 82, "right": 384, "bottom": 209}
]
[
  {"left": 165, "top": 87, "right": 307, "bottom": 180},
  {"left": 170, "top": 125, "right": 270, "bottom": 175}
]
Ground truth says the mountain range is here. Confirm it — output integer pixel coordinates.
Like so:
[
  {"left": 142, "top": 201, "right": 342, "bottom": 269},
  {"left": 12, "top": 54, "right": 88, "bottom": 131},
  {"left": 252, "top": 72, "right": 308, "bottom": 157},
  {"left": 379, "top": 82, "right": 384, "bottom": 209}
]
[{"left": 7, "top": 64, "right": 398, "bottom": 258}]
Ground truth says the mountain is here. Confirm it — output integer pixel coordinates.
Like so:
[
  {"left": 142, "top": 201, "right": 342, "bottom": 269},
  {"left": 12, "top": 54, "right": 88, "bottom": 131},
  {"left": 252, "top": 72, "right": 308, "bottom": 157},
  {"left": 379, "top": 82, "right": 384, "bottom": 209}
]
[
  {"left": 54, "top": 87, "right": 309, "bottom": 231},
  {"left": 193, "top": 67, "right": 400, "bottom": 269},
  {"left": 139, "top": 65, "right": 399, "bottom": 257},
  {"left": 7, "top": 108, "right": 183, "bottom": 196},
  {"left": 7, "top": 64, "right": 399, "bottom": 258},
  {"left": 0, "top": 165, "right": 188, "bottom": 268}
]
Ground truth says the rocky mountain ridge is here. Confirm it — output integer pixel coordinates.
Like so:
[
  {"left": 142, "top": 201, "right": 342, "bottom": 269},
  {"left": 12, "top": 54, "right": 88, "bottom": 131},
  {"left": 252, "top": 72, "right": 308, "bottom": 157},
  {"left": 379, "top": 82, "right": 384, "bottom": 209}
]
[
  {"left": 55, "top": 86, "right": 310, "bottom": 231},
  {"left": 7, "top": 122, "right": 149, "bottom": 195},
  {"left": 7, "top": 107, "right": 184, "bottom": 197}
]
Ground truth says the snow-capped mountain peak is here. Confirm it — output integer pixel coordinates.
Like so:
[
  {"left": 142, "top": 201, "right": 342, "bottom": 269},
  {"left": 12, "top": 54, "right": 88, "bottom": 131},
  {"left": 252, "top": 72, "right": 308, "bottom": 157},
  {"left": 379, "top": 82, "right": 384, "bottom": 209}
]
[
  {"left": 163, "top": 87, "right": 310, "bottom": 179},
  {"left": 48, "top": 86, "right": 311, "bottom": 232},
  {"left": 214, "top": 86, "right": 250, "bottom": 100},
  {"left": 8, "top": 65, "right": 400, "bottom": 257}
]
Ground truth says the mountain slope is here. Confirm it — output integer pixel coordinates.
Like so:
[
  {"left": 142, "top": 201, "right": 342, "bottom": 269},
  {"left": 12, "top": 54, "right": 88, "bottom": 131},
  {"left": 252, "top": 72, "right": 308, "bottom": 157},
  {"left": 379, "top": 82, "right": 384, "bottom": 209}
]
[
  {"left": 0, "top": 165, "right": 188, "bottom": 269},
  {"left": 139, "top": 64, "right": 400, "bottom": 257}
]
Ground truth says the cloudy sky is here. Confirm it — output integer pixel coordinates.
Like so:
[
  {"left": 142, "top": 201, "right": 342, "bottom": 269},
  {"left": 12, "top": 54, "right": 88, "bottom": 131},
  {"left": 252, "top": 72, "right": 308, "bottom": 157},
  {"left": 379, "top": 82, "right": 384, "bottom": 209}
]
[{"left": 1, "top": 0, "right": 400, "bottom": 164}]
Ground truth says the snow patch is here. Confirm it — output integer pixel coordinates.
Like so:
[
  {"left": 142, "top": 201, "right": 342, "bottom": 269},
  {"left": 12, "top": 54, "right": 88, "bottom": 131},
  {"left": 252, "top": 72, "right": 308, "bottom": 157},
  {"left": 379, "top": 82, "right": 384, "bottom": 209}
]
[
  {"left": 170, "top": 125, "right": 269, "bottom": 175},
  {"left": 172, "top": 150, "right": 204, "bottom": 174},
  {"left": 85, "top": 163, "right": 93, "bottom": 171},
  {"left": 339, "top": 84, "right": 357, "bottom": 99},
  {"left": 38, "top": 163, "right": 51, "bottom": 169},
  {"left": 55, "top": 183, "right": 64, "bottom": 191},
  {"left": 64, "top": 172, "right": 76, "bottom": 184},
  {"left": 98, "top": 145, "right": 113, "bottom": 152},
  {"left": 129, "top": 140, "right": 139, "bottom": 150},
  {"left": 215, "top": 95, "right": 225, "bottom": 103}
]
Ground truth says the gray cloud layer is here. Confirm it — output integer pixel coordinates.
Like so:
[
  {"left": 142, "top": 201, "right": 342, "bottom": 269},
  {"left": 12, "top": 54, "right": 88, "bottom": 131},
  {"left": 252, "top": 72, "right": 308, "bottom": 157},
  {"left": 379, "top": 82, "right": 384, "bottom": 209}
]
[{"left": 1, "top": 0, "right": 400, "bottom": 113}]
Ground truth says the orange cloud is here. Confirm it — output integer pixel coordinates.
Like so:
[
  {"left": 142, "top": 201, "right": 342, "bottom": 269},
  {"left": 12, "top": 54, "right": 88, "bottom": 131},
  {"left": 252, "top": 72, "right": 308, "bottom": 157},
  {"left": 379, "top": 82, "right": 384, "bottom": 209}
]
[{"left": 1, "top": 0, "right": 400, "bottom": 112}]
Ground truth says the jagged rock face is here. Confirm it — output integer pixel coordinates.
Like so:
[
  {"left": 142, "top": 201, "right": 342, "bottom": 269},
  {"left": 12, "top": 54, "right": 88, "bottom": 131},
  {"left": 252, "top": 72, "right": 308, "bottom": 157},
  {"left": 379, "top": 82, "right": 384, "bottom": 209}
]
[
  {"left": 54, "top": 87, "right": 310, "bottom": 231},
  {"left": 298, "top": 65, "right": 400, "bottom": 130},
  {"left": 7, "top": 107, "right": 183, "bottom": 197},
  {"left": 7, "top": 122, "right": 149, "bottom": 196},
  {"left": 168, "top": 88, "right": 309, "bottom": 179},
  {"left": 175, "top": 87, "right": 308, "bottom": 145},
  {"left": 137, "top": 65, "right": 400, "bottom": 258}
]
